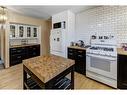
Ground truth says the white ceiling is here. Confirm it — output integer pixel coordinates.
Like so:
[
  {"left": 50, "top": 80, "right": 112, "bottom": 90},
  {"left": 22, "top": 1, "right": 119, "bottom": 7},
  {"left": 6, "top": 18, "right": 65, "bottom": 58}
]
[{"left": 7, "top": 6, "right": 97, "bottom": 20}]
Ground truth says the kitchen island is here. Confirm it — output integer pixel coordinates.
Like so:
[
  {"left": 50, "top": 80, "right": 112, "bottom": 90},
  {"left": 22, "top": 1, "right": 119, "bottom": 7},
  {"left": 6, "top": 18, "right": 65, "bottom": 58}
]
[{"left": 23, "top": 55, "right": 75, "bottom": 89}]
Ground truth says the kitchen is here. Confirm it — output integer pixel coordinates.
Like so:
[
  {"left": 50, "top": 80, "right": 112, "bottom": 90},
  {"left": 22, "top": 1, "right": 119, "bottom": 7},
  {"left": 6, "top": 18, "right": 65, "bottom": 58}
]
[{"left": 0, "top": 5, "right": 127, "bottom": 90}]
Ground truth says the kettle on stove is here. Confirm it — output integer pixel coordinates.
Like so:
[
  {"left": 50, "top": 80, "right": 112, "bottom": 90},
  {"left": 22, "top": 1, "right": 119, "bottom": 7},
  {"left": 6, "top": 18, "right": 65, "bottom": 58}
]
[{"left": 77, "top": 40, "right": 84, "bottom": 47}]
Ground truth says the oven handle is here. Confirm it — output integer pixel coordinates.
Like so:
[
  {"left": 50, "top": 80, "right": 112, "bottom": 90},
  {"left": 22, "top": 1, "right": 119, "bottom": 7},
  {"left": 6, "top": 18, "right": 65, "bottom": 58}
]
[{"left": 86, "top": 54, "right": 117, "bottom": 61}]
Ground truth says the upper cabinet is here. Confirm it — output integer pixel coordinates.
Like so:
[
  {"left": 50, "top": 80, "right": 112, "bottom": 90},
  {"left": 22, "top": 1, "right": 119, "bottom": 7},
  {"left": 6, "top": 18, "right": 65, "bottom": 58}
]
[
  {"left": 10, "top": 24, "right": 17, "bottom": 39},
  {"left": 26, "top": 26, "right": 32, "bottom": 38},
  {"left": 33, "top": 27, "right": 38, "bottom": 38},
  {"left": 9, "top": 23, "right": 39, "bottom": 39},
  {"left": 18, "top": 25, "right": 25, "bottom": 38}
]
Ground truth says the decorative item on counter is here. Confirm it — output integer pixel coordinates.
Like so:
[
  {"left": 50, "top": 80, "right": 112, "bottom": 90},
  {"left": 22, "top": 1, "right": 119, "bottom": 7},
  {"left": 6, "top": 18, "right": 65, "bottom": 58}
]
[
  {"left": 75, "top": 43, "right": 79, "bottom": 46},
  {"left": 121, "top": 43, "right": 127, "bottom": 51},
  {"left": 70, "top": 42, "right": 75, "bottom": 46},
  {"left": 77, "top": 40, "right": 85, "bottom": 47}
]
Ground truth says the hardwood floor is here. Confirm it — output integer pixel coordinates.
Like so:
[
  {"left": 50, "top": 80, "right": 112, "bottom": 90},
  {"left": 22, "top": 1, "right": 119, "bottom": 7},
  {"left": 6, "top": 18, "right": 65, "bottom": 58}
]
[
  {"left": 0, "top": 64, "right": 23, "bottom": 89},
  {"left": 74, "top": 73, "right": 112, "bottom": 89},
  {"left": 0, "top": 64, "right": 4, "bottom": 70},
  {"left": 0, "top": 64, "right": 112, "bottom": 89}
]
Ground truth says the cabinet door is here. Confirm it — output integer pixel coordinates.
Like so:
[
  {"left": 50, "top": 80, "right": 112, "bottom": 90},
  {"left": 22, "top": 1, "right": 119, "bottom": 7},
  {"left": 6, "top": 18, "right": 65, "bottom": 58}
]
[
  {"left": 32, "top": 27, "right": 38, "bottom": 38},
  {"left": 10, "top": 24, "right": 17, "bottom": 39},
  {"left": 10, "top": 54, "right": 22, "bottom": 66},
  {"left": 75, "top": 50, "right": 86, "bottom": 75},
  {"left": 75, "top": 60, "right": 85, "bottom": 74},
  {"left": 27, "top": 45, "right": 40, "bottom": 58},
  {"left": 18, "top": 25, "right": 25, "bottom": 38},
  {"left": 26, "top": 26, "right": 32, "bottom": 38},
  {"left": 118, "top": 54, "right": 127, "bottom": 89},
  {"left": 75, "top": 50, "right": 86, "bottom": 61}
]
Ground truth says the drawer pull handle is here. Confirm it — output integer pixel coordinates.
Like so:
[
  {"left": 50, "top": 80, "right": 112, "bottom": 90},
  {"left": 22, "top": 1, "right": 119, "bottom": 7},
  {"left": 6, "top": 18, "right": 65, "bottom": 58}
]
[
  {"left": 78, "top": 51, "right": 83, "bottom": 53},
  {"left": 78, "top": 55, "right": 83, "bottom": 57},
  {"left": 12, "top": 49, "right": 16, "bottom": 50},
  {"left": 17, "top": 50, "right": 21, "bottom": 52},
  {"left": 68, "top": 53, "right": 73, "bottom": 55},
  {"left": 17, "top": 56, "right": 21, "bottom": 58},
  {"left": 69, "top": 49, "right": 73, "bottom": 51}
]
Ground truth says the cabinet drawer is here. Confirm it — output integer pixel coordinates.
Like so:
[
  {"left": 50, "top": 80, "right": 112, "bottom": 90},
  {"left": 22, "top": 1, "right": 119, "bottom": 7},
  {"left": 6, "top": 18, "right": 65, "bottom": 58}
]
[
  {"left": 10, "top": 47, "right": 23, "bottom": 55},
  {"left": 28, "top": 45, "right": 40, "bottom": 51},
  {"left": 10, "top": 54, "right": 22, "bottom": 66},
  {"left": 76, "top": 50, "right": 86, "bottom": 60},
  {"left": 68, "top": 48, "right": 75, "bottom": 60},
  {"left": 10, "top": 54, "right": 22, "bottom": 60},
  {"left": 76, "top": 50, "right": 86, "bottom": 55},
  {"left": 68, "top": 48, "right": 75, "bottom": 53}
]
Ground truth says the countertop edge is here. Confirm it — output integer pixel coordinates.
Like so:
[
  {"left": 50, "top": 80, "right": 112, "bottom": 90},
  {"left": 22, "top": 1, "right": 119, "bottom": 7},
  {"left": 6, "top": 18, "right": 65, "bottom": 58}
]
[
  {"left": 68, "top": 46, "right": 127, "bottom": 56},
  {"left": 10, "top": 44, "right": 40, "bottom": 48}
]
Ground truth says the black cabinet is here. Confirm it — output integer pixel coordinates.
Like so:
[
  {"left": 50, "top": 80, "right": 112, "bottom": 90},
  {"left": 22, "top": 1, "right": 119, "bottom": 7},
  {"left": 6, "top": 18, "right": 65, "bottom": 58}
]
[
  {"left": 10, "top": 47, "right": 24, "bottom": 66},
  {"left": 27, "top": 45, "right": 40, "bottom": 58},
  {"left": 117, "top": 54, "right": 127, "bottom": 89},
  {"left": 68, "top": 48, "right": 76, "bottom": 60},
  {"left": 67, "top": 48, "right": 86, "bottom": 75},
  {"left": 10, "top": 45, "right": 40, "bottom": 66},
  {"left": 10, "top": 54, "right": 22, "bottom": 66}
]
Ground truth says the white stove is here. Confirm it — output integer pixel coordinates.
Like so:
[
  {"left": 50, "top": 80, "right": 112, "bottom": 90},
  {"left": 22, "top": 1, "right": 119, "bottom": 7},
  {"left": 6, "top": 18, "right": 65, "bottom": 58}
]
[{"left": 86, "top": 34, "right": 117, "bottom": 88}]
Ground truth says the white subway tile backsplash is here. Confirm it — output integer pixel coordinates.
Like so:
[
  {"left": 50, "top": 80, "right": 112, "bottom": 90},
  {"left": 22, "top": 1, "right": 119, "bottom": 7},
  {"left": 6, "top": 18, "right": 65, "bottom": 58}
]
[{"left": 76, "top": 6, "right": 127, "bottom": 47}]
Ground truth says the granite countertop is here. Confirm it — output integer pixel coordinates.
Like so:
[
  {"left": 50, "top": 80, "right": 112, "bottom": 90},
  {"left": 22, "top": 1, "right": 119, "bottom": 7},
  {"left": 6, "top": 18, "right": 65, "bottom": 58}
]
[
  {"left": 68, "top": 46, "right": 87, "bottom": 50},
  {"left": 23, "top": 55, "right": 75, "bottom": 83},
  {"left": 10, "top": 43, "right": 40, "bottom": 48},
  {"left": 68, "top": 46, "right": 127, "bottom": 56}
]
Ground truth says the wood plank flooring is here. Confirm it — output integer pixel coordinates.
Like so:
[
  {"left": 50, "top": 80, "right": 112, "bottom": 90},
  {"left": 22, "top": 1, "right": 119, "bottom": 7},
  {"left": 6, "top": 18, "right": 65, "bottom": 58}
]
[
  {"left": 0, "top": 64, "right": 23, "bottom": 89},
  {"left": 0, "top": 64, "right": 113, "bottom": 89},
  {"left": 0, "top": 64, "right": 4, "bottom": 70}
]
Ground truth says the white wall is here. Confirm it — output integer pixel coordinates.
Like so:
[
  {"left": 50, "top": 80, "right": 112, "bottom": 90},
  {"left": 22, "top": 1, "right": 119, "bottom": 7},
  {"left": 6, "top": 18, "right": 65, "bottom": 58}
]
[
  {"left": 51, "top": 10, "right": 75, "bottom": 57},
  {"left": 76, "top": 6, "right": 127, "bottom": 47}
]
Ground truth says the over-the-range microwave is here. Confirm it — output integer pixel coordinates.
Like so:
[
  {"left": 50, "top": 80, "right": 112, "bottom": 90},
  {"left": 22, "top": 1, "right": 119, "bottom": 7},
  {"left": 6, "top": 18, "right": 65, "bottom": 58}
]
[{"left": 53, "top": 21, "right": 66, "bottom": 29}]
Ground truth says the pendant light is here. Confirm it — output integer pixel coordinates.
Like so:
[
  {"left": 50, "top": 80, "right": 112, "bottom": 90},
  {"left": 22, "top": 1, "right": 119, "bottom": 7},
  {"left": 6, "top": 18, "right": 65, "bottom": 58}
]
[{"left": 0, "top": 6, "right": 7, "bottom": 29}]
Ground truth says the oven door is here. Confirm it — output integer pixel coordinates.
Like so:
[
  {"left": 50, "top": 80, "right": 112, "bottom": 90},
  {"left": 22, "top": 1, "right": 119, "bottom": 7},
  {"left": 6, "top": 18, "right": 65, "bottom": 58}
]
[{"left": 86, "top": 54, "right": 117, "bottom": 80}]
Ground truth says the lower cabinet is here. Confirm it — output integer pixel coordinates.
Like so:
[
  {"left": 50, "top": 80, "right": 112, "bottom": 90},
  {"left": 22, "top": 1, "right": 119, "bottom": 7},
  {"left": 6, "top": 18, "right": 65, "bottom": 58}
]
[
  {"left": 68, "top": 48, "right": 86, "bottom": 75},
  {"left": 10, "top": 54, "right": 22, "bottom": 66},
  {"left": 117, "top": 54, "right": 127, "bottom": 89},
  {"left": 27, "top": 45, "right": 40, "bottom": 58},
  {"left": 10, "top": 44, "right": 40, "bottom": 66},
  {"left": 75, "top": 60, "right": 85, "bottom": 74}
]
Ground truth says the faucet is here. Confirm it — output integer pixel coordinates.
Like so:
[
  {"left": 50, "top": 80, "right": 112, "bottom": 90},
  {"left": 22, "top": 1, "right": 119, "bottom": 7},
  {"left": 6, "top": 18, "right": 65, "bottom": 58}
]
[{"left": 21, "top": 39, "right": 28, "bottom": 45}]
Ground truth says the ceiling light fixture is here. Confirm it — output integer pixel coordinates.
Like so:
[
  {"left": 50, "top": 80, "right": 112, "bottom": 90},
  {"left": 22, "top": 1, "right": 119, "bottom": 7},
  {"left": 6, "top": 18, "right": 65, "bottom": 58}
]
[{"left": 0, "top": 6, "right": 7, "bottom": 29}]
